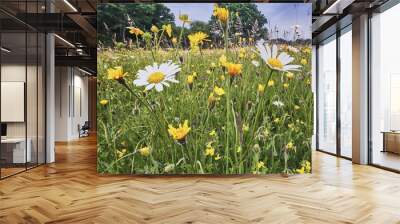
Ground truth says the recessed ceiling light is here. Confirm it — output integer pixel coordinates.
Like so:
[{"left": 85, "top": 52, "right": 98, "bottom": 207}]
[
  {"left": 54, "top": 34, "right": 75, "bottom": 48},
  {"left": 63, "top": 0, "right": 78, "bottom": 12},
  {"left": 1, "top": 47, "right": 11, "bottom": 53}
]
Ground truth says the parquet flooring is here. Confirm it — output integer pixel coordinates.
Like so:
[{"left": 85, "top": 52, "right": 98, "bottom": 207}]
[{"left": 1, "top": 135, "right": 400, "bottom": 224}]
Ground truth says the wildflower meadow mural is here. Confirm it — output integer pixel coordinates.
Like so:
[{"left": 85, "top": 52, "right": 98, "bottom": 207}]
[{"left": 97, "top": 3, "right": 313, "bottom": 175}]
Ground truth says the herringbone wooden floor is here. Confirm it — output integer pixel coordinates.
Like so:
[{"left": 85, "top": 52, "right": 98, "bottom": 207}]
[{"left": 1, "top": 135, "right": 400, "bottom": 224}]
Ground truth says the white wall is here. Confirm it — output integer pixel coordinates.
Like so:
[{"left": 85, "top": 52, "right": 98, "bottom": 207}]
[{"left": 55, "top": 67, "right": 89, "bottom": 141}]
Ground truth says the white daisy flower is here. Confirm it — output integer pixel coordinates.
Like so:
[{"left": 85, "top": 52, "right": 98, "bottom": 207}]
[
  {"left": 255, "top": 40, "right": 301, "bottom": 72},
  {"left": 251, "top": 60, "right": 260, "bottom": 67},
  {"left": 133, "top": 61, "right": 180, "bottom": 92},
  {"left": 272, "top": 100, "right": 284, "bottom": 107}
]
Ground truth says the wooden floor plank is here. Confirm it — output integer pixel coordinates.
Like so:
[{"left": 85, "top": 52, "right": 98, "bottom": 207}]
[{"left": 0, "top": 135, "right": 400, "bottom": 224}]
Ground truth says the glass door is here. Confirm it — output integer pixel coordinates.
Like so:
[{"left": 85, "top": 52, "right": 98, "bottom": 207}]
[{"left": 317, "top": 35, "right": 337, "bottom": 154}]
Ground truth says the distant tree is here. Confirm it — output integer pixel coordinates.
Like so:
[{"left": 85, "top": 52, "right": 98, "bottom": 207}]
[
  {"left": 97, "top": 3, "right": 175, "bottom": 46},
  {"left": 189, "top": 21, "right": 210, "bottom": 34},
  {"left": 209, "top": 3, "right": 268, "bottom": 44}
]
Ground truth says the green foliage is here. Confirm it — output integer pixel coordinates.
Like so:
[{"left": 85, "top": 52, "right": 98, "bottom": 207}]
[{"left": 97, "top": 3, "right": 175, "bottom": 46}]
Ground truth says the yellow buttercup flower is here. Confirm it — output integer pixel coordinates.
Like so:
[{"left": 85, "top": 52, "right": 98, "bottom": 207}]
[
  {"left": 206, "top": 70, "right": 212, "bottom": 75},
  {"left": 283, "top": 83, "right": 289, "bottom": 89},
  {"left": 107, "top": 66, "right": 127, "bottom": 81},
  {"left": 179, "top": 14, "right": 191, "bottom": 23},
  {"left": 213, "top": 86, "right": 225, "bottom": 96},
  {"left": 296, "top": 167, "right": 305, "bottom": 174},
  {"left": 256, "top": 161, "right": 265, "bottom": 169},
  {"left": 286, "top": 72, "right": 294, "bottom": 79},
  {"left": 129, "top": 27, "right": 144, "bottom": 36},
  {"left": 162, "top": 24, "right": 172, "bottom": 37},
  {"left": 226, "top": 63, "right": 242, "bottom": 77},
  {"left": 151, "top": 25, "right": 159, "bottom": 33},
  {"left": 205, "top": 146, "right": 215, "bottom": 157},
  {"left": 187, "top": 75, "right": 194, "bottom": 85},
  {"left": 303, "top": 47, "right": 311, "bottom": 54},
  {"left": 213, "top": 5, "right": 229, "bottom": 23},
  {"left": 214, "top": 154, "right": 221, "bottom": 160},
  {"left": 117, "top": 148, "right": 127, "bottom": 158},
  {"left": 301, "top": 58, "right": 308, "bottom": 65},
  {"left": 138, "top": 146, "right": 150, "bottom": 157},
  {"left": 286, "top": 141, "right": 294, "bottom": 150},
  {"left": 257, "top": 84, "right": 265, "bottom": 94},
  {"left": 168, "top": 120, "right": 191, "bottom": 141},
  {"left": 209, "top": 129, "right": 217, "bottom": 137},
  {"left": 219, "top": 54, "right": 228, "bottom": 67},
  {"left": 100, "top": 99, "right": 108, "bottom": 105},
  {"left": 267, "top": 80, "right": 275, "bottom": 87},
  {"left": 220, "top": 75, "right": 225, "bottom": 81}
]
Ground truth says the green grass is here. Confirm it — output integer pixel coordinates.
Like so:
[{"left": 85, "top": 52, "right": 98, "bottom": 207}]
[{"left": 97, "top": 46, "right": 313, "bottom": 175}]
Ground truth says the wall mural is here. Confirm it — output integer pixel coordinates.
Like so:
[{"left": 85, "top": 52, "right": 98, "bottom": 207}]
[{"left": 97, "top": 3, "right": 313, "bottom": 175}]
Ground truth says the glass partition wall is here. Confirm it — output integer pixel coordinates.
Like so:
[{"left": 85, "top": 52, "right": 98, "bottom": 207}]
[
  {"left": 0, "top": 2, "right": 46, "bottom": 179},
  {"left": 370, "top": 4, "right": 400, "bottom": 171},
  {"left": 316, "top": 26, "right": 352, "bottom": 159}
]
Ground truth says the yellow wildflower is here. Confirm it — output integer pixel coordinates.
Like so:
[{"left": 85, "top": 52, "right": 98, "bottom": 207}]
[
  {"left": 296, "top": 167, "right": 305, "bottom": 174},
  {"left": 138, "top": 146, "right": 150, "bottom": 157},
  {"left": 294, "top": 105, "right": 300, "bottom": 110},
  {"left": 226, "top": 63, "right": 242, "bottom": 77},
  {"left": 256, "top": 161, "right": 265, "bottom": 169},
  {"left": 162, "top": 24, "right": 172, "bottom": 37},
  {"left": 274, "top": 118, "right": 280, "bottom": 123},
  {"left": 301, "top": 58, "right": 307, "bottom": 65},
  {"left": 117, "top": 148, "right": 127, "bottom": 158},
  {"left": 187, "top": 75, "right": 194, "bottom": 85},
  {"left": 237, "top": 146, "right": 242, "bottom": 153},
  {"left": 172, "top": 37, "right": 177, "bottom": 44},
  {"left": 188, "top": 32, "right": 209, "bottom": 50},
  {"left": 283, "top": 83, "right": 289, "bottom": 89},
  {"left": 179, "top": 14, "right": 191, "bottom": 23},
  {"left": 267, "top": 80, "right": 275, "bottom": 87},
  {"left": 214, "top": 154, "right": 221, "bottom": 160},
  {"left": 219, "top": 54, "right": 228, "bottom": 67},
  {"left": 211, "top": 62, "right": 217, "bottom": 68},
  {"left": 205, "top": 147, "right": 215, "bottom": 157},
  {"left": 151, "top": 25, "right": 159, "bottom": 33},
  {"left": 168, "top": 120, "right": 191, "bottom": 141},
  {"left": 286, "top": 72, "right": 294, "bottom": 79},
  {"left": 214, "top": 86, "right": 225, "bottom": 96},
  {"left": 257, "top": 84, "right": 265, "bottom": 94},
  {"left": 286, "top": 141, "right": 294, "bottom": 150},
  {"left": 100, "top": 99, "right": 108, "bottom": 105},
  {"left": 288, "top": 123, "right": 295, "bottom": 130},
  {"left": 209, "top": 129, "right": 217, "bottom": 137},
  {"left": 220, "top": 75, "right": 225, "bottom": 81},
  {"left": 213, "top": 5, "right": 229, "bottom": 23},
  {"left": 107, "top": 66, "right": 127, "bottom": 80},
  {"left": 129, "top": 27, "right": 144, "bottom": 36}
]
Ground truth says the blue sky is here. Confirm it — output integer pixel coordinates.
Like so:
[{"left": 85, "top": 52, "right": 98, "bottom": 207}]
[{"left": 164, "top": 3, "right": 312, "bottom": 40}]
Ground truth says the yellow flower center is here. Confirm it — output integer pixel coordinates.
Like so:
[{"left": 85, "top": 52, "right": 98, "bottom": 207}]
[
  {"left": 267, "top": 58, "right": 283, "bottom": 69},
  {"left": 148, "top": 71, "right": 165, "bottom": 84}
]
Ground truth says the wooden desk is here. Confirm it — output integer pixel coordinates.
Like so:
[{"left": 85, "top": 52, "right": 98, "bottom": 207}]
[
  {"left": 1, "top": 138, "right": 31, "bottom": 163},
  {"left": 382, "top": 131, "right": 400, "bottom": 154}
]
